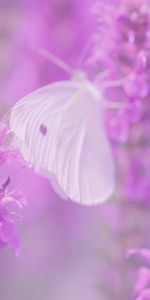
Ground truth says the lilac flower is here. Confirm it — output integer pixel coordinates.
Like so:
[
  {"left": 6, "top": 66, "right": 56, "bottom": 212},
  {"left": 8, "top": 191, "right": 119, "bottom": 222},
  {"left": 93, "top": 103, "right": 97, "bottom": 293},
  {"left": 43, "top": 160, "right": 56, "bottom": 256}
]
[
  {"left": 135, "top": 289, "right": 150, "bottom": 300},
  {"left": 0, "top": 176, "right": 26, "bottom": 255},
  {"left": 0, "top": 123, "right": 27, "bottom": 255},
  {"left": 89, "top": 0, "right": 150, "bottom": 203},
  {"left": 127, "top": 248, "right": 150, "bottom": 299},
  {"left": 90, "top": 0, "right": 150, "bottom": 137},
  {"left": 0, "top": 123, "right": 22, "bottom": 166}
]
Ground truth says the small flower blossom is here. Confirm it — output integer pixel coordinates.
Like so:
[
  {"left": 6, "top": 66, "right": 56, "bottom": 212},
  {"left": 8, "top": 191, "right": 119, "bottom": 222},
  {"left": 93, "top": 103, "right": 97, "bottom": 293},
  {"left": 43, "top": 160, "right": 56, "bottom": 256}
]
[
  {"left": 0, "top": 176, "right": 27, "bottom": 255},
  {"left": 135, "top": 288, "right": 150, "bottom": 300},
  {"left": 127, "top": 248, "right": 150, "bottom": 300},
  {"left": 0, "top": 124, "right": 27, "bottom": 255},
  {"left": 0, "top": 123, "right": 23, "bottom": 166}
]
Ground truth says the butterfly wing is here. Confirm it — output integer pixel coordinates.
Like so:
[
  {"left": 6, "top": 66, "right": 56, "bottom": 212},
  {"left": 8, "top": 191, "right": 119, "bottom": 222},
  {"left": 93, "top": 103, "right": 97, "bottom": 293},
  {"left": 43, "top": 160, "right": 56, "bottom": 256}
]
[{"left": 8, "top": 80, "right": 115, "bottom": 205}]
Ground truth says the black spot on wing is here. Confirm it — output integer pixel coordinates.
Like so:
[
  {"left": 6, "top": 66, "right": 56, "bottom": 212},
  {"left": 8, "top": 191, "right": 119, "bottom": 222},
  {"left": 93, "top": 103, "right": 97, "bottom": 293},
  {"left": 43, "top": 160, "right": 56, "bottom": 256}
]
[{"left": 40, "top": 124, "right": 47, "bottom": 136}]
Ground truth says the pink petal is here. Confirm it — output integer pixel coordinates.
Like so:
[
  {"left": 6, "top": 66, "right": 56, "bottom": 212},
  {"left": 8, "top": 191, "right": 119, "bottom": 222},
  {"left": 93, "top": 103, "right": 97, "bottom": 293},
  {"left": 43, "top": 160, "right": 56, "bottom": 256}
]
[
  {"left": 0, "top": 220, "right": 21, "bottom": 256},
  {"left": 135, "top": 267, "right": 150, "bottom": 294},
  {"left": 135, "top": 289, "right": 150, "bottom": 300},
  {"left": 0, "top": 124, "right": 8, "bottom": 144}
]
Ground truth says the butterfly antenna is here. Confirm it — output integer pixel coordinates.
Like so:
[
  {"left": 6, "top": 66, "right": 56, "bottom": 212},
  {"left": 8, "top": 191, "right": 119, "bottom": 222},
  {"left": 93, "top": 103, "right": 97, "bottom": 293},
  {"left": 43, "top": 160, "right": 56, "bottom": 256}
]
[
  {"left": 102, "top": 76, "right": 130, "bottom": 89},
  {"left": 37, "top": 47, "right": 73, "bottom": 76},
  {"left": 10, "top": 165, "right": 28, "bottom": 178},
  {"left": 75, "top": 39, "right": 92, "bottom": 71},
  {"left": 94, "top": 69, "right": 111, "bottom": 83},
  {"left": 3, "top": 165, "right": 28, "bottom": 186},
  {"left": 1, "top": 176, "right": 11, "bottom": 190}
]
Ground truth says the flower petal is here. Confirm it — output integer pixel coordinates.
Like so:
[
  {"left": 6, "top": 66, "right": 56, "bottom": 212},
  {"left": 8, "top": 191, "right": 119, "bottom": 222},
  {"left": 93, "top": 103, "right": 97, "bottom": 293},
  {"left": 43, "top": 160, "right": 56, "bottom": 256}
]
[{"left": 0, "top": 220, "right": 21, "bottom": 255}]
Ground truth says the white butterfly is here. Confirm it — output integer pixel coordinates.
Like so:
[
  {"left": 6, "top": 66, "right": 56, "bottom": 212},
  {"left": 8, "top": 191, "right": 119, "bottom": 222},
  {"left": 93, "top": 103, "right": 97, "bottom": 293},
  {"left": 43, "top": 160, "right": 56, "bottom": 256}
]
[{"left": 5, "top": 50, "right": 115, "bottom": 206}]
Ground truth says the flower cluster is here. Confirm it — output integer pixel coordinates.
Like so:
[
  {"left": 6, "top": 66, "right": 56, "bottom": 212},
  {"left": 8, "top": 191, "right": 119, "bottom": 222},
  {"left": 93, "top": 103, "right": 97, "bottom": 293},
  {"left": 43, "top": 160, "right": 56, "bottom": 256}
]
[
  {"left": 0, "top": 124, "right": 26, "bottom": 255},
  {"left": 0, "top": 123, "right": 21, "bottom": 166},
  {"left": 91, "top": 0, "right": 150, "bottom": 141},
  {"left": 90, "top": 0, "right": 150, "bottom": 203},
  {"left": 127, "top": 248, "right": 150, "bottom": 300},
  {"left": 0, "top": 177, "right": 26, "bottom": 255}
]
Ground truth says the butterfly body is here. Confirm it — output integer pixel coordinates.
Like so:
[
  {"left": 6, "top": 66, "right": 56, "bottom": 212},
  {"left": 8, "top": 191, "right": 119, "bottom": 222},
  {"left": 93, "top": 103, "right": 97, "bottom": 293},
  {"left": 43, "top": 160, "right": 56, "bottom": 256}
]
[{"left": 7, "top": 75, "right": 115, "bottom": 205}]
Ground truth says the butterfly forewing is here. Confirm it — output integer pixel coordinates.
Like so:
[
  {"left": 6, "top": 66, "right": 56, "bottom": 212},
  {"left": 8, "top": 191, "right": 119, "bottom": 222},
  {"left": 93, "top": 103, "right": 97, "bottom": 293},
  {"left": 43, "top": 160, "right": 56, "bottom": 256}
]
[{"left": 8, "top": 80, "right": 115, "bottom": 205}]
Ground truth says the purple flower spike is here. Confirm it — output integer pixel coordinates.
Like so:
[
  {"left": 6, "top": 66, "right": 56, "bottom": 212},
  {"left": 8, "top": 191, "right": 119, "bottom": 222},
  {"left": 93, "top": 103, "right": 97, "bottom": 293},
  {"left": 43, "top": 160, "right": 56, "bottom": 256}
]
[
  {"left": 90, "top": 0, "right": 150, "bottom": 203},
  {"left": 0, "top": 124, "right": 27, "bottom": 255},
  {"left": 0, "top": 177, "right": 26, "bottom": 255}
]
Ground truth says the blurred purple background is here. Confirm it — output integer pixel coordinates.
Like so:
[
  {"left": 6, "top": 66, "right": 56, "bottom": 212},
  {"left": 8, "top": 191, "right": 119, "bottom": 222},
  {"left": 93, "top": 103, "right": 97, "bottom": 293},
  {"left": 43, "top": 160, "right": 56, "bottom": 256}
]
[{"left": 0, "top": 1, "right": 150, "bottom": 300}]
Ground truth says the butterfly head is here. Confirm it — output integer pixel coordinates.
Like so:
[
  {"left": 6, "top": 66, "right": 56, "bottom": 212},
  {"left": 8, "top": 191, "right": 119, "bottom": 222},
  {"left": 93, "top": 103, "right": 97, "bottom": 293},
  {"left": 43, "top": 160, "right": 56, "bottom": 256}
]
[
  {"left": 72, "top": 70, "right": 101, "bottom": 100},
  {"left": 72, "top": 70, "right": 87, "bottom": 82}
]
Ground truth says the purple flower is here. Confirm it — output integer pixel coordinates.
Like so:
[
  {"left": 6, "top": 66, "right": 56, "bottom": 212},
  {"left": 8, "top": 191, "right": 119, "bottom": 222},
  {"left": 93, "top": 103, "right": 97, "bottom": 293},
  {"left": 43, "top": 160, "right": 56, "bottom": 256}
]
[
  {"left": 0, "top": 123, "right": 23, "bottom": 166},
  {"left": 89, "top": 0, "right": 150, "bottom": 203},
  {"left": 0, "top": 176, "right": 26, "bottom": 255},
  {"left": 135, "top": 288, "right": 150, "bottom": 300},
  {"left": 90, "top": 0, "right": 150, "bottom": 136},
  {"left": 127, "top": 248, "right": 150, "bottom": 300},
  {"left": 0, "top": 123, "right": 27, "bottom": 255}
]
